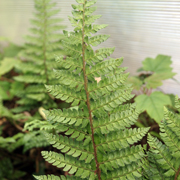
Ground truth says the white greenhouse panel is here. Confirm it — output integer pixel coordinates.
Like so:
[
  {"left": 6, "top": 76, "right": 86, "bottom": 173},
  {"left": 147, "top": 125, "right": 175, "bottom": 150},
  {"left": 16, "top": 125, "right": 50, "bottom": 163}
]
[{"left": 0, "top": 0, "right": 179, "bottom": 95}]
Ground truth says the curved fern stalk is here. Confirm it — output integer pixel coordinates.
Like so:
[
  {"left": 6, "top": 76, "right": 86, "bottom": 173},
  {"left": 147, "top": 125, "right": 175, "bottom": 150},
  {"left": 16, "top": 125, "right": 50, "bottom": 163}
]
[
  {"left": 13, "top": 0, "right": 66, "bottom": 112},
  {"left": 34, "top": 0, "right": 149, "bottom": 179},
  {"left": 146, "top": 96, "right": 180, "bottom": 180}
]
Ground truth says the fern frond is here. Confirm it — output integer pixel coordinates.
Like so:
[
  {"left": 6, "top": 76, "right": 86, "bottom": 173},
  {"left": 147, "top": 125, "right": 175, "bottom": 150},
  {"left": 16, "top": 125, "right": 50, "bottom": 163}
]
[
  {"left": 55, "top": 56, "right": 82, "bottom": 71},
  {"left": 94, "top": 108, "right": 140, "bottom": 134},
  {"left": 34, "top": 175, "right": 78, "bottom": 180},
  {"left": 89, "top": 74, "right": 129, "bottom": 98},
  {"left": 89, "top": 35, "right": 110, "bottom": 46},
  {"left": 54, "top": 69, "right": 84, "bottom": 87},
  {"left": 14, "top": 0, "right": 66, "bottom": 110},
  {"left": 97, "top": 128, "right": 150, "bottom": 152},
  {"left": 45, "top": 85, "right": 86, "bottom": 105},
  {"left": 99, "top": 145, "right": 145, "bottom": 172},
  {"left": 45, "top": 108, "right": 89, "bottom": 128},
  {"left": 87, "top": 47, "right": 115, "bottom": 64},
  {"left": 14, "top": 75, "right": 46, "bottom": 84},
  {"left": 146, "top": 96, "right": 180, "bottom": 179},
  {"left": 42, "top": 151, "right": 96, "bottom": 179},
  {"left": 101, "top": 161, "right": 144, "bottom": 180},
  {"left": 86, "top": 58, "right": 123, "bottom": 78},
  {"left": 91, "top": 88, "right": 134, "bottom": 113},
  {"left": 175, "top": 95, "right": 180, "bottom": 112},
  {"left": 24, "top": 120, "right": 55, "bottom": 131},
  {"left": 160, "top": 120, "right": 180, "bottom": 154},
  {"left": 148, "top": 134, "right": 177, "bottom": 177},
  {"left": 35, "top": 0, "right": 148, "bottom": 179},
  {"left": 45, "top": 133, "right": 93, "bottom": 162}
]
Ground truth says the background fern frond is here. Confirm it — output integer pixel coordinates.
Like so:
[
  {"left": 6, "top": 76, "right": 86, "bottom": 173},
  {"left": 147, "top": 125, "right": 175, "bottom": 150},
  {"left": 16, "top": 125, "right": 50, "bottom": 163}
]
[
  {"left": 146, "top": 96, "right": 180, "bottom": 179},
  {"left": 14, "top": 0, "right": 66, "bottom": 111}
]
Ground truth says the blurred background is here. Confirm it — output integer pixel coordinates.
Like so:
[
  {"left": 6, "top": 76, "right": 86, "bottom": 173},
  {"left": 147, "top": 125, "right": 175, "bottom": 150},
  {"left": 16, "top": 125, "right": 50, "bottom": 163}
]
[{"left": 0, "top": 0, "right": 180, "bottom": 95}]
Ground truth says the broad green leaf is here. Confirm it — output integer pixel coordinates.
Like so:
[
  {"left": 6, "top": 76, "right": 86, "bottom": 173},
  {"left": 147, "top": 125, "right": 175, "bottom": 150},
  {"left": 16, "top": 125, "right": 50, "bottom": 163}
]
[
  {"left": 127, "top": 76, "right": 143, "bottom": 90},
  {"left": 0, "top": 58, "right": 17, "bottom": 76},
  {"left": 86, "top": 0, "right": 97, "bottom": 7},
  {"left": 156, "top": 72, "right": 176, "bottom": 80},
  {"left": 145, "top": 72, "right": 176, "bottom": 89},
  {"left": 142, "top": 55, "right": 176, "bottom": 79},
  {"left": 135, "top": 91, "right": 172, "bottom": 123},
  {"left": 145, "top": 73, "right": 163, "bottom": 89},
  {"left": 76, "top": 0, "right": 84, "bottom": 3}
]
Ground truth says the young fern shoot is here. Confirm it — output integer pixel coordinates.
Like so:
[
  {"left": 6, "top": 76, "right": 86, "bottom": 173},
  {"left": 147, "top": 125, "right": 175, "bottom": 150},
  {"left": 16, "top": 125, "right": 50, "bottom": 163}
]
[{"left": 34, "top": 0, "right": 149, "bottom": 179}]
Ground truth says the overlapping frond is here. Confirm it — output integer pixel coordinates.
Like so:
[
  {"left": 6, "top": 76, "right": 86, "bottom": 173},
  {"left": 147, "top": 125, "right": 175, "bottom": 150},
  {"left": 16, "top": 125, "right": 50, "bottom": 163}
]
[
  {"left": 35, "top": 0, "right": 148, "bottom": 179},
  {"left": 146, "top": 96, "right": 180, "bottom": 179}
]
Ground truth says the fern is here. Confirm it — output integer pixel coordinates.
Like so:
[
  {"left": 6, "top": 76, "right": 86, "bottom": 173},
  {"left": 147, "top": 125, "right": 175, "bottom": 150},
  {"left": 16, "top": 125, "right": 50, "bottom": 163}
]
[
  {"left": 13, "top": 0, "right": 66, "bottom": 112},
  {"left": 146, "top": 96, "right": 180, "bottom": 179},
  {"left": 33, "top": 0, "right": 149, "bottom": 179}
]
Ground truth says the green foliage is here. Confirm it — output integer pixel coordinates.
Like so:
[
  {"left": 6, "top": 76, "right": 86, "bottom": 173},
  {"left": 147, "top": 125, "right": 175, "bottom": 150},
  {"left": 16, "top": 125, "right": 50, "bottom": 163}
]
[
  {"left": 13, "top": 0, "right": 66, "bottom": 112},
  {"left": 0, "top": 1, "right": 68, "bottom": 179},
  {"left": 0, "top": 157, "right": 26, "bottom": 180},
  {"left": 0, "top": 39, "right": 23, "bottom": 60},
  {"left": 146, "top": 96, "right": 180, "bottom": 179},
  {"left": 128, "top": 54, "right": 176, "bottom": 124},
  {"left": 0, "top": 58, "right": 17, "bottom": 76},
  {"left": 142, "top": 55, "right": 176, "bottom": 77},
  {"left": 34, "top": 0, "right": 149, "bottom": 179},
  {"left": 135, "top": 91, "right": 172, "bottom": 123}
]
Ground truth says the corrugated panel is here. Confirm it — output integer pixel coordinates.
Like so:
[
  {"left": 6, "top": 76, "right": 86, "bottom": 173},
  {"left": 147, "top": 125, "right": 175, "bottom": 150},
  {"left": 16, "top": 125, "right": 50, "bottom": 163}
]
[{"left": 0, "top": 0, "right": 179, "bottom": 95}]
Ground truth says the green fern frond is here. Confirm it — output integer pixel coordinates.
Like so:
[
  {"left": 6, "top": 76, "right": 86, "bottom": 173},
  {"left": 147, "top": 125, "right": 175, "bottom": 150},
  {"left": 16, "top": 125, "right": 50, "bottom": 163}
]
[
  {"left": 146, "top": 97, "right": 180, "bottom": 179},
  {"left": 147, "top": 134, "right": 177, "bottom": 177},
  {"left": 175, "top": 95, "right": 180, "bottom": 112},
  {"left": 14, "top": 0, "right": 65, "bottom": 110},
  {"left": 97, "top": 128, "right": 150, "bottom": 152},
  {"left": 45, "top": 133, "right": 93, "bottom": 161},
  {"left": 34, "top": 174, "right": 77, "bottom": 180},
  {"left": 34, "top": 0, "right": 148, "bottom": 179},
  {"left": 99, "top": 145, "right": 145, "bottom": 172},
  {"left": 42, "top": 151, "right": 96, "bottom": 179},
  {"left": 93, "top": 108, "right": 141, "bottom": 134}
]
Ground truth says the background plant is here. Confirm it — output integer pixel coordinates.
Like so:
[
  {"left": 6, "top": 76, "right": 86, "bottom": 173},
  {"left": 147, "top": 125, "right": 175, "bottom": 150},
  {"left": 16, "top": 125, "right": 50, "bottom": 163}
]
[
  {"left": 0, "top": 0, "right": 68, "bottom": 179},
  {"left": 13, "top": 0, "right": 67, "bottom": 113},
  {"left": 127, "top": 54, "right": 178, "bottom": 140},
  {"left": 145, "top": 96, "right": 180, "bottom": 179}
]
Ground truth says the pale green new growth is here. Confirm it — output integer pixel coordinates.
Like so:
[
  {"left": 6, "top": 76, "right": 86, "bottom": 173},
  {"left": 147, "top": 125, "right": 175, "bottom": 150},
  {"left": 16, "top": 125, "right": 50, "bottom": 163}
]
[{"left": 33, "top": 0, "right": 149, "bottom": 179}]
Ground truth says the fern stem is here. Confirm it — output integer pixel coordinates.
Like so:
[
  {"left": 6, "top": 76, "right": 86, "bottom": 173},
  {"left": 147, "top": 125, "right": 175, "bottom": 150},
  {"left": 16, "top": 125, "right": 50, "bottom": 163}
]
[
  {"left": 42, "top": 0, "right": 48, "bottom": 84},
  {"left": 175, "top": 166, "right": 180, "bottom": 180},
  {"left": 81, "top": 1, "right": 101, "bottom": 179}
]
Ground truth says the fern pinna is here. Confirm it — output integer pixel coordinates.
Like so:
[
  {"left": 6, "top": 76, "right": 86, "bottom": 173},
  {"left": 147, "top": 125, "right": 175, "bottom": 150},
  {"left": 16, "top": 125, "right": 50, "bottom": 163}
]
[
  {"left": 33, "top": 0, "right": 149, "bottom": 179},
  {"left": 146, "top": 96, "right": 180, "bottom": 180},
  {"left": 14, "top": 0, "right": 65, "bottom": 112}
]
